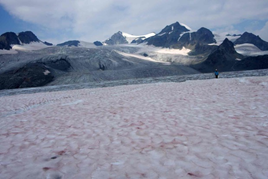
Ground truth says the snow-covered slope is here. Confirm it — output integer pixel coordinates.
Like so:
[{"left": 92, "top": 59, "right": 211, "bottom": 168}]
[
  {"left": 78, "top": 41, "right": 97, "bottom": 48},
  {"left": 212, "top": 33, "right": 241, "bottom": 45},
  {"left": 11, "top": 42, "right": 52, "bottom": 51},
  {"left": 0, "top": 76, "right": 267, "bottom": 178},
  {"left": 235, "top": 43, "right": 268, "bottom": 56},
  {"left": 122, "top": 32, "right": 156, "bottom": 43},
  {"left": 0, "top": 42, "right": 52, "bottom": 54}
]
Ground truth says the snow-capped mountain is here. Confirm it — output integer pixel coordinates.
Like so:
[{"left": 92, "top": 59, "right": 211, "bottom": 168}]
[
  {"left": 0, "top": 31, "right": 53, "bottom": 51},
  {"left": 122, "top": 32, "right": 155, "bottom": 44},
  {"left": 1, "top": 21, "right": 268, "bottom": 90},
  {"left": 146, "top": 22, "right": 191, "bottom": 47},
  {"left": 104, "top": 31, "right": 155, "bottom": 45},
  {"left": 191, "top": 38, "right": 268, "bottom": 72},
  {"left": 234, "top": 32, "right": 268, "bottom": 51}
]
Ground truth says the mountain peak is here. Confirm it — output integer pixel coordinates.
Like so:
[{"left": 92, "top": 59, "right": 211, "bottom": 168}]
[
  {"left": 18, "top": 31, "right": 40, "bottom": 44},
  {"left": 159, "top": 21, "right": 190, "bottom": 34},
  {"left": 219, "top": 38, "right": 236, "bottom": 54},
  {"left": 234, "top": 32, "right": 268, "bottom": 50},
  {"left": 104, "top": 31, "right": 128, "bottom": 45}
]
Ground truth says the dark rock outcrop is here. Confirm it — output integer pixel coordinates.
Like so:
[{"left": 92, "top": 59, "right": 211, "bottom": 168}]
[
  {"left": 0, "top": 36, "right": 11, "bottom": 50},
  {"left": 0, "top": 32, "right": 20, "bottom": 50},
  {"left": 192, "top": 38, "right": 244, "bottom": 72},
  {"left": 18, "top": 31, "right": 40, "bottom": 44},
  {"left": 233, "top": 55, "right": 268, "bottom": 71},
  {"left": 131, "top": 37, "right": 144, "bottom": 44},
  {"left": 94, "top": 41, "right": 103, "bottom": 46},
  {"left": 174, "top": 27, "right": 216, "bottom": 49},
  {"left": 57, "top": 40, "right": 80, "bottom": 47},
  {"left": 40, "top": 58, "right": 71, "bottom": 71},
  {"left": 188, "top": 43, "right": 217, "bottom": 56},
  {"left": 146, "top": 22, "right": 190, "bottom": 47},
  {"left": 43, "top": 41, "right": 53, "bottom": 46},
  {"left": 0, "top": 58, "right": 71, "bottom": 90},
  {"left": 1, "top": 32, "right": 20, "bottom": 45},
  {"left": 104, "top": 31, "right": 128, "bottom": 45},
  {"left": 0, "top": 63, "right": 54, "bottom": 90},
  {"left": 0, "top": 31, "right": 49, "bottom": 50},
  {"left": 234, "top": 32, "right": 268, "bottom": 50}
]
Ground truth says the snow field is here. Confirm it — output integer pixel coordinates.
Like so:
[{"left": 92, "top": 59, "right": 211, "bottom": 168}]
[{"left": 0, "top": 76, "right": 268, "bottom": 178}]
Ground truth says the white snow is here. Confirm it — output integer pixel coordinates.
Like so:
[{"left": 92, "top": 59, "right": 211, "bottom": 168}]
[
  {"left": 157, "top": 32, "right": 166, "bottom": 36},
  {"left": 154, "top": 47, "right": 191, "bottom": 55},
  {"left": 43, "top": 70, "right": 51, "bottom": 75},
  {"left": 177, "top": 31, "right": 193, "bottom": 42},
  {"left": 180, "top": 23, "right": 192, "bottom": 31},
  {"left": 0, "top": 49, "right": 18, "bottom": 54},
  {"left": 212, "top": 33, "right": 240, "bottom": 45},
  {"left": 115, "top": 50, "right": 161, "bottom": 62},
  {"left": 137, "top": 45, "right": 191, "bottom": 56},
  {"left": 235, "top": 43, "right": 268, "bottom": 56},
  {"left": 122, "top": 32, "right": 156, "bottom": 44},
  {"left": 1, "top": 76, "right": 268, "bottom": 178},
  {"left": 11, "top": 42, "right": 51, "bottom": 51},
  {"left": 78, "top": 41, "right": 97, "bottom": 48}
]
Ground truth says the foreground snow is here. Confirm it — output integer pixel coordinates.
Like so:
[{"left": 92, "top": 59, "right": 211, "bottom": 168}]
[{"left": 0, "top": 76, "right": 268, "bottom": 179}]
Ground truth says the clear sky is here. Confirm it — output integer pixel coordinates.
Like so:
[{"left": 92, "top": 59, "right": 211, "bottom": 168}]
[{"left": 0, "top": 0, "right": 268, "bottom": 44}]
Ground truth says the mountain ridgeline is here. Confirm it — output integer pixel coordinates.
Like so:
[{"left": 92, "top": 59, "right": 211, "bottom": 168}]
[
  {"left": 1, "top": 21, "right": 268, "bottom": 90},
  {"left": 0, "top": 31, "right": 49, "bottom": 50}
]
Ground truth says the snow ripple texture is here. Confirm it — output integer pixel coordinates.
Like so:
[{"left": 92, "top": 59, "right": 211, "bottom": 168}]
[{"left": 0, "top": 76, "right": 268, "bottom": 179}]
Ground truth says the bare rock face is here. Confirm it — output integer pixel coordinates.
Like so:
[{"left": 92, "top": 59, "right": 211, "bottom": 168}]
[
  {"left": 146, "top": 22, "right": 190, "bottom": 47},
  {"left": 174, "top": 27, "right": 216, "bottom": 49},
  {"left": 57, "top": 40, "right": 80, "bottom": 47},
  {"left": 192, "top": 38, "right": 268, "bottom": 72},
  {"left": 0, "top": 58, "right": 71, "bottom": 90},
  {"left": 0, "top": 63, "right": 54, "bottom": 89},
  {"left": 18, "top": 31, "right": 40, "bottom": 44},
  {"left": 0, "top": 32, "right": 20, "bottom": 50},
  {"left": 104, "top": 31, "right": 128, "bottom": 45},
  {"left": 0, "top": 31, "right": 50, "bottom": 50}
]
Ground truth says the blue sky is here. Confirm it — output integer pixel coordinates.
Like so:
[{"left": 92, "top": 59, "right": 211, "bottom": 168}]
[{"left": 0, "top": 0, "right": 268, "bottom": 44}]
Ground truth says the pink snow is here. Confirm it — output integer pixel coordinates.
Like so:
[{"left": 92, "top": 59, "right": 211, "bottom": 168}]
[{"left": 0, "top": 76, "right": 268, "bottom": 179}]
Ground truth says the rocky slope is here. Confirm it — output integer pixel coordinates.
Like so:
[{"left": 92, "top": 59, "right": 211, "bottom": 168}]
[
  {"left": 234, "top": 32, "right": 268, "bottom": 50},
  {"left": 0, "top": 31, "right": 52, "bottom": 50},
  {"left": 146, "top": 22, "right": 190, "bottom": 47}
]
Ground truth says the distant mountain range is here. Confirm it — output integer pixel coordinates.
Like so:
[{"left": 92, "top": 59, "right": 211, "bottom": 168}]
[
  {"left": 1, "top": 21, "right": 268, "bottom": 90},
  {"left": 1, "top": 22, "right": 268, "bottom": 52}
]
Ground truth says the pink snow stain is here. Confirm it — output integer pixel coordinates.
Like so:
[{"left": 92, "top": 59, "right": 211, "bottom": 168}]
[{"left": 0, "top": 76, "right": 268, "bottom": 178}]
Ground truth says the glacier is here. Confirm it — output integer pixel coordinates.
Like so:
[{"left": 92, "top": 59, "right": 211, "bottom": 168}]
[{"left": 0, "top": 75, "right": 268, "bottom": 178}]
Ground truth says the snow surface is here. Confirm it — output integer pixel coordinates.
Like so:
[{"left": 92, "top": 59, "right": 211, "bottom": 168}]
[
  {"left": 78, "top": 41, "right": 97, "bottom": 48},
  {"left": 180, "top": 23, "right": 192, "bottom": 31},
  {"left": 136, "top": 44, "right": 191, "bottom": 56},
  {"left": 235, "top": 43, "right": 268, "bottom": 56},
  {"left": 115, "top": 50, "right": 163, "bottom": 63},
  {"left": 212, "top": 34, "right": 240, "bottom": 45},
  {"left": 122, "top": 32, "right": 156, "bottom": 44},
  {"left": 11, "top": 42, "right": 51, "bottom": 51},
  {"left": 0, "top": 49, "right": 18, "bottom": 55},
  {"left": 0, "top": 76, "right": 268, "bottom": 178}
]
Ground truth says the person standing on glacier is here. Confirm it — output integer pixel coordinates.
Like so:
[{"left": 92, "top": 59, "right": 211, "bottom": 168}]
[{"left": 215, "top": 69, "right": 219, "bottom": 78}]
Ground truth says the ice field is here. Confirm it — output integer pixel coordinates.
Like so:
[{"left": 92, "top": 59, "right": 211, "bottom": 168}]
[{"left": 0, "top": 76, "right": 268, "bottom": 178}]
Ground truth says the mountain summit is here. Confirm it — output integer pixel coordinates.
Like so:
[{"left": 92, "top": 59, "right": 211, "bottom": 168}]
[
  {"left": 104, "top": 31, "right": 128, "bottom": 45},
  {"left": 146, "top": 22, "right": 190, "bottom": 47},
  {"left": 234, "top": 32, "right": 268, "bottom": 50},
  {"left": 0, "top": 31, "right": 51, "bottom": 50}
]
